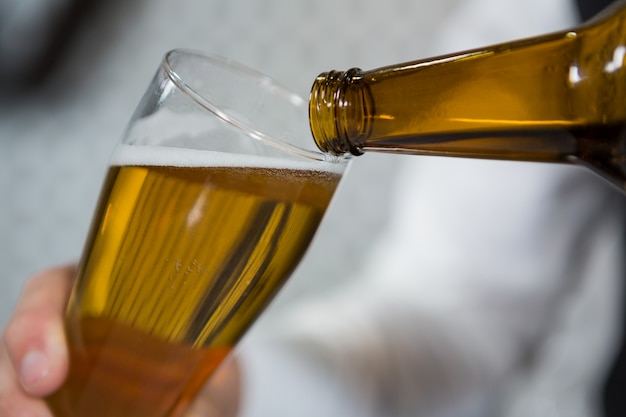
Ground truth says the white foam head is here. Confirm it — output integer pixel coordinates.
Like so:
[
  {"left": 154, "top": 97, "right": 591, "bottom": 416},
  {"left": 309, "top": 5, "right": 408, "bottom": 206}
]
[{"left": 110, "top": 144, "right": 346, "bottom": 174}]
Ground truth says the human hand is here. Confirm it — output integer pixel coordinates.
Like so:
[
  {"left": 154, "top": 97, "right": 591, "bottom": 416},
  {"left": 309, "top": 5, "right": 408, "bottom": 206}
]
[{"left": 0, "top": 265, "right": 241, "bottom": 417}]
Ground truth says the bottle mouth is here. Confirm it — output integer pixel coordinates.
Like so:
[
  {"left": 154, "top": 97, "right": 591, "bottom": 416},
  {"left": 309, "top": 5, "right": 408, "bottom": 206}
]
[
  {"left": 309, "top": 71, "right": 347, "bottom": 155},
  {"left": 163, "top": 49, "right": 348, "bottom": 164},
  {"left": 309, "top": 68, "right": 369, "bottom": 156}
]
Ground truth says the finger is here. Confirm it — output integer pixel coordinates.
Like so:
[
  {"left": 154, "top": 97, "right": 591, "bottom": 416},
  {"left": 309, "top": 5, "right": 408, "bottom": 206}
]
[
  {"left": 3, "top": 265, "right": 75, "bottom": 397},
  {"left": 186, "top": 357, "right": 241, "bottom": 417},
  {"left": 0, "top": 344, "right": 53, "bottom": 417}
]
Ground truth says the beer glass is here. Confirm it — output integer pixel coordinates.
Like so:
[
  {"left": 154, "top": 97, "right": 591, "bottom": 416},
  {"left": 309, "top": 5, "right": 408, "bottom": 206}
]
[{"left": 45, "top": 49, "right": 349, "bottom": 417}]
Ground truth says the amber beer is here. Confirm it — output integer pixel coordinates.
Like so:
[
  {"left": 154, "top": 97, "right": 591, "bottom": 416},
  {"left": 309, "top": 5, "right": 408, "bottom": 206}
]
[{"left": 46, "top": 144, "right": 342, "bottom": 417}]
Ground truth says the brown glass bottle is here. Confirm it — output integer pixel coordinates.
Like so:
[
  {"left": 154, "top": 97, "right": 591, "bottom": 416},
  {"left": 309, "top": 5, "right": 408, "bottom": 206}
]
[{"left": 309, "top": 1, "right": 626, "bottom": 192}]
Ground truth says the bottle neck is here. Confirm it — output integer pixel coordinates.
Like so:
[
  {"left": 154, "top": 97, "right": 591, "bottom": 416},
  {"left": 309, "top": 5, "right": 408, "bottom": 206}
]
[
  {"left": 309, "top": 68, "right": 372, "bottom": 156},
  {"left": 308, "top": 3, "right": 626, "bottom": 191},
  {"left": 309, "top": 2, "right": 626, "bottom": 157}
]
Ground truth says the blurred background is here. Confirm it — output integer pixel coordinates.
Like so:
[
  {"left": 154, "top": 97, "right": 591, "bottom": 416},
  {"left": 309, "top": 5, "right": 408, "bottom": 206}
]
[
  {"left": 0, "top": 0, "right": 467, "bottom": 328},
  {"left": 3, "top": 1, "right": 621, "bottom": 416}
]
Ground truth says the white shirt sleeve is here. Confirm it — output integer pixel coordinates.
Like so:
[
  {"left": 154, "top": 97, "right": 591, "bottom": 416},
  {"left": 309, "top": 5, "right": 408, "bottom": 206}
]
[
  {"left": 239, "top": 157, "right": 624, "bottom": 417},
  {"left": 236, "top": 0, "right": 626, "bottom": 415}
]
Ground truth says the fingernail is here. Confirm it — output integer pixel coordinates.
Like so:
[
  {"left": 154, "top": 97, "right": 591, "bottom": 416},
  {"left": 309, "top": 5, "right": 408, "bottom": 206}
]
[{"left": 21, "top": 350, "right": 49, "bottom": 389}]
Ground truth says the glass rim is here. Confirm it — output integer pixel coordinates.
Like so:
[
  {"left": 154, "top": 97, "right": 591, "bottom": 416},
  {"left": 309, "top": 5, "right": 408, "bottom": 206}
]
[{"left": 162, "top": 49, "right": 348, "bottom": 164}]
